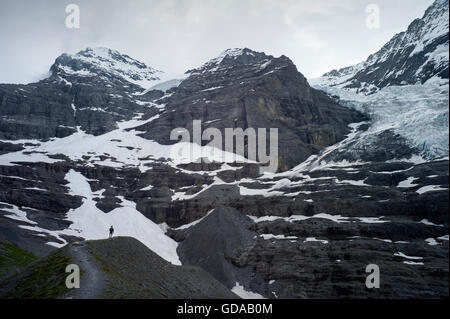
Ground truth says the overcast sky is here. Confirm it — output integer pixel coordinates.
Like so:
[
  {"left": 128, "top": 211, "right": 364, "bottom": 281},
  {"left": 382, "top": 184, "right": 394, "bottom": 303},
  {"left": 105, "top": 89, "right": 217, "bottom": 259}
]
[{"left": 0, "top": 0, "right": 434, "bottom": 83}]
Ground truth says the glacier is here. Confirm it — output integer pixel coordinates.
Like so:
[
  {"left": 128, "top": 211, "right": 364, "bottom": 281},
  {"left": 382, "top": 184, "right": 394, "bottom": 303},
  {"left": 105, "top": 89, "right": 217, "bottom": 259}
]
[{"left": 310, "top": 76, "right": 449, "bottom": 161}]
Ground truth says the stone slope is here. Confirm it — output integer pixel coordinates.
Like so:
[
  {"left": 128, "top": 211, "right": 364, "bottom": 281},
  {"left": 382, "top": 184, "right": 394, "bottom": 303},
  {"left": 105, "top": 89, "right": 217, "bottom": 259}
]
[
  {"left": 170, "top": 207, "right": 259, "bottom": 290},
  {"left": 0, "top": 237, "right": 239, "bottom": 299}
]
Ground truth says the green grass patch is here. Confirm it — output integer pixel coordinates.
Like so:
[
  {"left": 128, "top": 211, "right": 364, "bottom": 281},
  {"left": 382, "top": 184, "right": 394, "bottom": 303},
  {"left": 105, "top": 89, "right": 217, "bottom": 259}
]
[
  {"left": 1, "top": 247, "right": 72, "bottom": 299},
  {"left": 0, "top": 241, "right": 38, "bottom": 279}
]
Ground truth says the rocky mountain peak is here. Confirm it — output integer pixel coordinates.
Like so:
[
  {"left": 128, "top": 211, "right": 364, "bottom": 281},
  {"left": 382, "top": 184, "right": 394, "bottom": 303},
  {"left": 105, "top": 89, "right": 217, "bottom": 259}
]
[
  {"left": 140, "top": 45, "right": 365, "bottom": 171},
  {"left": 50, "top": 47, "right": 164, "bottom": 88},
  {"left": 186, "top": 48, "right": 288, "bottom": 76},
  {"left": 320, "top": 0, "right": 449, "bottom": 94}
]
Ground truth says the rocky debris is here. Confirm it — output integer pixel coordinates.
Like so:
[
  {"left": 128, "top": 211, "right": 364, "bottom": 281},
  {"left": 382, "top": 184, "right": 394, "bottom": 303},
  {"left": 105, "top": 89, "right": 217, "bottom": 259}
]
[
  {"left": 169, "top": 207, "right": 261, "bottom": 290},
  {"left": 0, "top": 237, "right": 239, "bottom": 299}
]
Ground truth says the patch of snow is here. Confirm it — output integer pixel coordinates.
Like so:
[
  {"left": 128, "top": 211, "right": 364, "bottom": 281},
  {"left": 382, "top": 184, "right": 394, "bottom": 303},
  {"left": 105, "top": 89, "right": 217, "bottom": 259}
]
[
  {"left": 304, "top": 237, "right": 329, "bottom": 244},
  {"left": 403, "top": 261, "right": 424, "bottom": 266},
  {"left": 394, "top": 252, "right": 423, "bottom": 260},
  {"left": 425, "top": 238, "right": 439, "bottom": 246},
  {"left": 249, "top": 213, "right": 350, "bottom": 224},
  {"left": 0, "top": 202, "right": 38, "bottom": 225},
  {"left": 63, "top": 169, "right": 181, "bottom": 265},
  {"left": 260, "top": 234, "right": 298, "bottom": 240},
  {"left": 357, "top": 216, "right": 388, "bottom": 224},
  {"left": 420, "top": 219, "right": 444, "bottom": 227},
  {"left": 0, "top": 151, "right": 63, "bottom": 167},
  {"left": 397, "top": 177, "right": 419, "bottom": 188},
  {"left": 416, "top": 185, "right": 448, "bottom": 194},
  {"left": 200, "top": 86, "right": 223, "bottom": 92},
  {"left": 173, "top": 209, "right": 215, "bottom": 230},
  {"left": 231, "top": 282, "right": 266, "bottom": 299}
]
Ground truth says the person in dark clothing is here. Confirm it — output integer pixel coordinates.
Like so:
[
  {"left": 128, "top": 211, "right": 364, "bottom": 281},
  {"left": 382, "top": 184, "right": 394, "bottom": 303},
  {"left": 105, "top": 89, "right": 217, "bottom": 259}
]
[{"left": 109, "top": 225, "right": 114, "bottom": 238}]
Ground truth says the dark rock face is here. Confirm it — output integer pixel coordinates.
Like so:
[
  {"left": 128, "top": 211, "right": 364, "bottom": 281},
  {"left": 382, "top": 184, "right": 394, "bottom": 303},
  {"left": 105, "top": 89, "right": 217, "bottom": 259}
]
[
  {"left": 0, "top": 142, "right": 24, "bottom": 155},
  {"left": 323, "top": 0, "right": 449, "bottom": 93},
  {"left": 0, "top": 48, "right": 160, "bottom": 140},
  {"left": 138, "top": 48, "right": 366, "bottom": 171},
  {"left": 165, "top": 158, "right": 449, "bottom": 299}
]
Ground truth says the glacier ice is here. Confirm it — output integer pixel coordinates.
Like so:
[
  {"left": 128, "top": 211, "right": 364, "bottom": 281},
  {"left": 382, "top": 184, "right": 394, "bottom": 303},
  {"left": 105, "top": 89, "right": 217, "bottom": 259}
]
[{"left": 310, "top": 76, "right": 449, "bottom": 161}]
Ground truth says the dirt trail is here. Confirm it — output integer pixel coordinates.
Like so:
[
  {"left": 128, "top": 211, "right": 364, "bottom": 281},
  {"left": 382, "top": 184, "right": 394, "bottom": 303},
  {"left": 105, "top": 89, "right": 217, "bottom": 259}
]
[{"left": 64, "top": 242, "right": 108, "bottom": 299}]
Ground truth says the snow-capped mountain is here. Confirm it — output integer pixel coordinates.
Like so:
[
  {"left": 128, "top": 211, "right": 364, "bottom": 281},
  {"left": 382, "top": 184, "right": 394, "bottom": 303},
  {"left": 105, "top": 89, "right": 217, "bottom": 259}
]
[
  {"left": 0, "top": 47, "right": 179, "bottom": 140},
  {"left": 186, "top": 48, "right": 274, "bottom": 75},
  {"left": 319, "top": 0, "right": 449, "bottom": 94},
  {"left": 140, "top": 47, "right": 365, "bottom": 171},
  {"left": 311, "top": 0, "right": 449, "bottom": 161},
  {"left": 51, "top": 47, "right": 165, "bottom": 89}
]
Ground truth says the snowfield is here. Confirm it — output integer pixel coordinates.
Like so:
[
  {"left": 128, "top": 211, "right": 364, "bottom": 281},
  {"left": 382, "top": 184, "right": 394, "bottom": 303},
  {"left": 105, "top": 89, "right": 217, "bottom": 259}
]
[
  {"left": 0, "top": 114, "right": 251, "bottom": 173},
  {"left": 1, "top": 170, "right": 182, "bottom": 265},
  {"left": 63, "top": 169, "right": 181, "bottom": 265}
]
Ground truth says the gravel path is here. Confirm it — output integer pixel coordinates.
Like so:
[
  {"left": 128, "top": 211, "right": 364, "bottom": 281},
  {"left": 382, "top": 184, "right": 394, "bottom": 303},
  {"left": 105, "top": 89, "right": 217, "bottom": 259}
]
[{"left": 65, "top": 242, "right": 108, "bottom": 299}]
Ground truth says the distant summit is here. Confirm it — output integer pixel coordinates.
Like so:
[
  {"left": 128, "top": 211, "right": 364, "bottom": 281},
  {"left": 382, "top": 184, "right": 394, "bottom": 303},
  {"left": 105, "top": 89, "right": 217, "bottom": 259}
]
[
  {"left": 320, "top": 0, "right": 449, "bottom": 94},
  {"left": 186, "top": 48, "right": 280, "bottom": 75},
  {"left": 51, "top": 47, "right": 164, "bottom": 89}
]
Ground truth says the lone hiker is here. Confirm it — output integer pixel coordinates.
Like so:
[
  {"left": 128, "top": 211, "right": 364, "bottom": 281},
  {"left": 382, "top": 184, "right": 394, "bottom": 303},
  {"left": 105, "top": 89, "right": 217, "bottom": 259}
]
[{"left": 109, "top": 225, "right": 114, "bottom": 238}]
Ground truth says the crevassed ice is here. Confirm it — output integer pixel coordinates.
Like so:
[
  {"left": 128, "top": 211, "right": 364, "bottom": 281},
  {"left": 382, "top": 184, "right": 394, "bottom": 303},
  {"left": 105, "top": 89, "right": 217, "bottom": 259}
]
[{"left": 310, "top": 76, "right": 449, "bottom": 160}]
